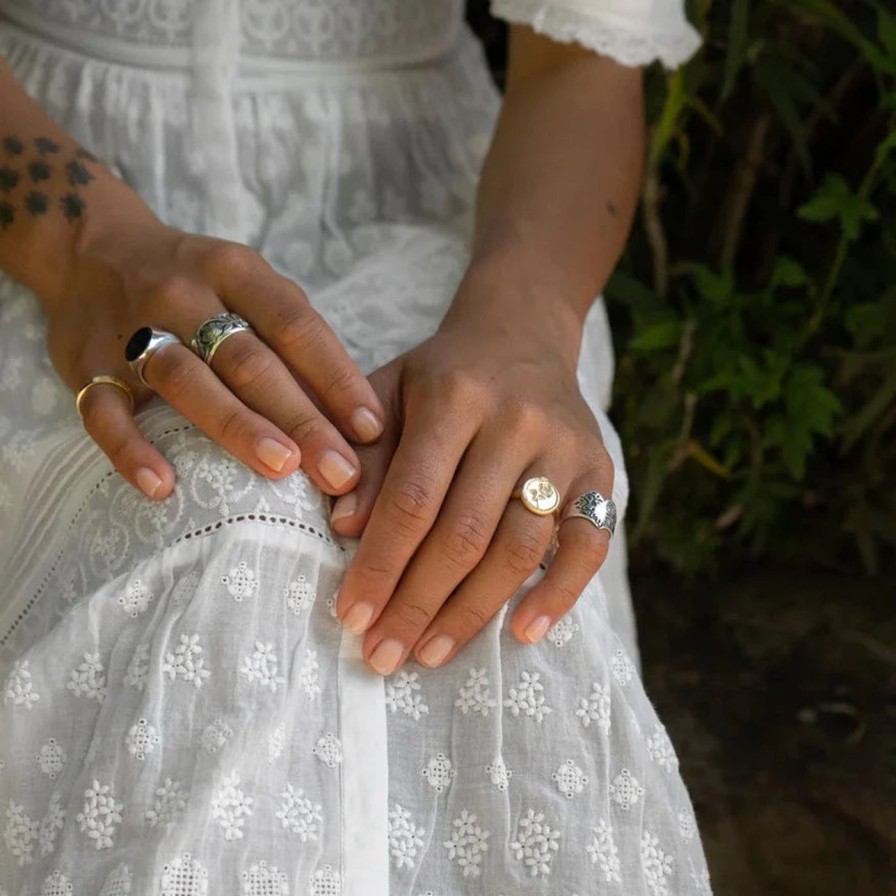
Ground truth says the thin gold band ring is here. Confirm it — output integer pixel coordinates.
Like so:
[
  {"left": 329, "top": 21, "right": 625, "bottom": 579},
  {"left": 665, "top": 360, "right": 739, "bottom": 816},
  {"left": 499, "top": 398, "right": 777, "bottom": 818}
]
[{"left": 75, "top": 375, "right": 135, "bottom": 418}]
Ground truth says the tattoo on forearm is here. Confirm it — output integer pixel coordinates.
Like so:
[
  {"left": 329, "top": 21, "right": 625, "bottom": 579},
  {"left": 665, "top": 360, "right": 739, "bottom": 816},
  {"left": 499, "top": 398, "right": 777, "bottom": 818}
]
[{"left": 0, "top": 133, "right": 97, "bottom": 231}]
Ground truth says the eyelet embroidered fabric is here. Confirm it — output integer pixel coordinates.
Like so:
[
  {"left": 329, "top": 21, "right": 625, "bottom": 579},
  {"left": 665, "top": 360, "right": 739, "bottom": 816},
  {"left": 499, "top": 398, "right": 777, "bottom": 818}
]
[{"left": 0, "top": 1, "right": 710, "bottom": 894}]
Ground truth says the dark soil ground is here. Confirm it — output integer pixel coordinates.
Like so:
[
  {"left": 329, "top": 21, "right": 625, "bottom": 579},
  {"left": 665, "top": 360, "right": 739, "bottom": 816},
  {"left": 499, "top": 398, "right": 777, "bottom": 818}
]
[{"left": 632, "top": 569, "right": 895, "bottom": 895}]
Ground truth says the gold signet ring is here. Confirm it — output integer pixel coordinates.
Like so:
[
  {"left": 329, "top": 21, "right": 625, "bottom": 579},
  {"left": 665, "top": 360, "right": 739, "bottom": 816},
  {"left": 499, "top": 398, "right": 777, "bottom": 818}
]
[{"left": 512, "top": 476, "right": 561, "bottom": 516}]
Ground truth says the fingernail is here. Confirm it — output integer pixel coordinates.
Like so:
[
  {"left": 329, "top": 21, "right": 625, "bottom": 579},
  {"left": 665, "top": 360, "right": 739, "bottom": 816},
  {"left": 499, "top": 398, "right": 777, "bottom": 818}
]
[
  {"left": 418, "top": 634, "right": 455, "bottom": 668},
  {"left": 331, "top": 491, "right": 358, "bottom": 525},
  {"left": 256, "top": 437, "right": 293, "bottom": 472},
  {"left": 524, "top": 615, "right": 552, "bottom": 644},
  {"left": 319, "top": 451, "right": 357, "bottom": 490},
  {"left": 369, "top": 638, "right": 405, "bottom": 676},
  {"left": 135, "top": 467, "right": 162, "bottom": 499},
  {"left": 342, "top": 601, "right": 374, "bottom": 634},
  {"left": 351, "top": 406, "right": 383, "bottom": 442}
]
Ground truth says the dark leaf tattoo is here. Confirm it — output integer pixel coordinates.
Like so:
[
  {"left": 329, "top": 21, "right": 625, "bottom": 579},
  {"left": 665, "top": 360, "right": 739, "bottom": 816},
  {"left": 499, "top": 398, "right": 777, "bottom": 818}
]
[
  {"left": 34, "top": 136, "right": 61, "bottom": 155},
  {"left": 60, "top": 192, "right": 86, "bottom": 221},
  {"left": 0, "top": 166, "right": 19, "bottom": 192},
  {"left": 28, "top": 159, "right": 52, "bottom": 183},
  {"left": 24, "top": 191, "right": 49, "bottom": 216},
  {"left": 2, "top": 136, "right": 24, "bottom": 156},
  {"left": 0, "top": 201, "right": 13, "bottom": 229},
  {"left": 65, "top": 159, "right": 94, "bottom": 187}
]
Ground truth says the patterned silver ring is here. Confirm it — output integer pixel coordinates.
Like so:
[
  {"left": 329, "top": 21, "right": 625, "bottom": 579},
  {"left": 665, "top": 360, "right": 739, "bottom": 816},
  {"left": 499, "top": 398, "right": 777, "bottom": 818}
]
[
  {"left": 563, "top": 491, "right": 617, "bottom": 538},
  {"left": 190, "top": 312, "right": 254, "bottom": 365},
  {"left": 124, "top": 327, "right": 183, "bottom": 388}
]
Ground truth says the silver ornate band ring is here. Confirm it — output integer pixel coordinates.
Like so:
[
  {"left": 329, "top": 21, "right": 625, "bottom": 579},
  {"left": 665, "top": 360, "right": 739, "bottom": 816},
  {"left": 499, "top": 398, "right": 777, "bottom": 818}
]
[
  {"left": 191, "top": 312, "right": 254, "bottom": 365},
  {"left": 124, "top": 327, "right": 183, "bottom": 388},
  {"left": 564, "top": 491, "right": 617, "bottom": 538}
]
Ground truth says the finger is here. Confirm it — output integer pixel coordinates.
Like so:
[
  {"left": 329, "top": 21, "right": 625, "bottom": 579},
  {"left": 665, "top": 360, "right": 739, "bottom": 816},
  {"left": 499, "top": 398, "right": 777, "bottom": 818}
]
[
  {"left": 329, "top": 426, "right": 398, "bottom": 538},
  {"left": 509, "top": 471, "right": 613, "bottom": 645},
  {"left": 141, "top": 340, "right": 302, "bottom": 481},
  {"left": 414, "top": 499, "right": 556, "bottom": 668},
  {"left": 77, "top": 379, "right": 176, "bottom": 500},
  {"left": 408, "top": 466, "right": 566, "bottom": 668},
  {"left": 207, "top": 328, "right": 361, "bottom": 495},
  {"left": 206, "top": 244, "right": 385, "bottom": 443},
  {"left": 330, "top": 362, "right": 403, "bottom": 538},
  {"left": 335, "top": 394, "right": 480, "bottom": 644},
  {"left": 360, "top": 436, "right": 534, "bottom": 674}
]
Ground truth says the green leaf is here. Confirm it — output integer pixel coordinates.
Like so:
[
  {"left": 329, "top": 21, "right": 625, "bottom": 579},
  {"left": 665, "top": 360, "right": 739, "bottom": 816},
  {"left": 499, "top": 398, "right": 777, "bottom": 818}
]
[
  {"left": 687, "top": 264, "right": 734, "bottom": 304},
  {"left": 629, "top": 320, "right": 683, "bottom": 353},
  {"left": 797, "top": 173, "right": 879, "bottom": 239},
  {"left": 605, "top": 270, "right": 663, "bottom": 314},
  {"left": 754, "top": 53, "right": 812, "bottom": 175},
  {"left": 772, "top": 256, "right": 808, "bottom": 287},
  {"left": 844, "top": 303, "right": 885, "bottom": 348},
  {"left": 878, "top": 9, "right": 896, "bottom": 58},
  {"left": 722, "top": 0, "right": 751, "bottom": 103},
  {"left": 841, "top": 367, "right": 896, "bottom": 451},
  {"left": 777, "top": 365, "right": 841, "bottom": 477}
]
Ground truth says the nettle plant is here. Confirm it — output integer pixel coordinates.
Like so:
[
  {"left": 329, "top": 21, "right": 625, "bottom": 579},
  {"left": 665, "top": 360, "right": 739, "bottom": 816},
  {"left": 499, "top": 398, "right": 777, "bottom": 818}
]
[{"left": 607, "top": 0, "right": 896, "bottom": 576}]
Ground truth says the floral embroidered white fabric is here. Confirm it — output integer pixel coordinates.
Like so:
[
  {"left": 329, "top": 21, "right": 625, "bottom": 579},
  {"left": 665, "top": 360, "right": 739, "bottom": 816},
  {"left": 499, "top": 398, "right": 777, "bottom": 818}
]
[{"left": 0, "top": 0, "right": 711, "bottom": 893}]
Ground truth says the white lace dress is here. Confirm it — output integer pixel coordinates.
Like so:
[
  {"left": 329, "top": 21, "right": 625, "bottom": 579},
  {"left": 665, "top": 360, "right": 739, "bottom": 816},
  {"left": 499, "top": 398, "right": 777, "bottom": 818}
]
[{"left": 0, "top": 2, "right": 709, "bottom": 894}]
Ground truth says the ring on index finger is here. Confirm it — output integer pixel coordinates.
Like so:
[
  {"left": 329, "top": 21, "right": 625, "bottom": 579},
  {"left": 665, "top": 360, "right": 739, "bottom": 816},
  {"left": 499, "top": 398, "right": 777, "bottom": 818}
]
[
  {"left": 75, "top": 375, "right": 134, "bottom": 417},
  {"left": 191, "top": 311, "right": 254, "bottom": 364},
  {"left": 124, "top": 327, "right": 183, "bottom": 387}
]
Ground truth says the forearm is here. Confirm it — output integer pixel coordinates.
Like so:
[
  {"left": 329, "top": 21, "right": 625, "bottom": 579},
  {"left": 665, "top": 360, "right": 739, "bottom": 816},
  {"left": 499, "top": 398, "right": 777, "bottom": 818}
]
[
  {"left": 449, "top": 28, "right": 644, "bottom": 345},
  {"left": 0, "top": 58, "right": 160, "bottom": 310}
]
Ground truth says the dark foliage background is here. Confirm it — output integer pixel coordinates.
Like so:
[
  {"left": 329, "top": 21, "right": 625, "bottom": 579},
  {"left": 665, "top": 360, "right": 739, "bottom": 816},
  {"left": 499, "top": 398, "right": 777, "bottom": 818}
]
[{"left": 467, "top": 0, "right": 896, "bottom": 580}]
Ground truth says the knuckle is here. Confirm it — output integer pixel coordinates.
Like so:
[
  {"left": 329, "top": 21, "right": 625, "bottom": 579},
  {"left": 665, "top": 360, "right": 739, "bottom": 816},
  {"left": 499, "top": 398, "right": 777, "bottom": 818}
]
[
  {"left": 554, "top": 578, "right": 584, "bottom": 610},
  {"left": 576, "top": 532, "right": 609, "bottom": 569},
  {"left": 321, "top": 364, "right": 360, "bottom": 403},
  {"left": 457, "top": 601, "right": 490, "bottom": 632},
  {"left": 217, "top": 406, "right": 247, "bottom": 443},
  {"left": 152, "top": 353, "right": 193, "bottom": 398},
  {"left": 392, "top": 599, "right": 432, "bottom": 631},
  {"left": 222, "top": 342, "right": 276, "bottom": 392},
  {"left": 503, "top": 529, "right": 546, "bottom": 577},
  {"left": 505, "top": 398, "right": 548, "bottom": 437},
  {"left": 442, "top": 513, "right": 491, "bottom": 567},
  {"left": 283, "top": 409, "right": 320, "bottom": 445},
  {"left": 277, "top": 305, "right": 326, "bottom": 354},
  {"left": 390, "top": 478, "right": 436, "bottom": 530},
  {"left": 208, "top": 242, "right": 258, "bottom": 286},
  {"left": 150, "top": 275, "right": 194, "bottom": 314}
]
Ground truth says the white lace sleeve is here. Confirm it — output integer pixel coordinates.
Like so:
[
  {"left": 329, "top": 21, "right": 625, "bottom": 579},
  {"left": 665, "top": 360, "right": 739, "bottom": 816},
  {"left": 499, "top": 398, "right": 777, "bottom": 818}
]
[{"left": 490, "top": 0, "right": 701, "bottom": 69}]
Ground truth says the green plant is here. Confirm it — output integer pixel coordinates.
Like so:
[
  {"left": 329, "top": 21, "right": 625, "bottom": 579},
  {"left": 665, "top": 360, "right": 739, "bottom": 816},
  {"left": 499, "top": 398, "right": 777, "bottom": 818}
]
[{"left": 608, "top": 0, "right": 896, "bottom": 575}]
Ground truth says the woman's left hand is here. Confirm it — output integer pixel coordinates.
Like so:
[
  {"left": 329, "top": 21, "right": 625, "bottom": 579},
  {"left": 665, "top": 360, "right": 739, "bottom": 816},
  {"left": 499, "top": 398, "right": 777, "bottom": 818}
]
[{"left": 331, "top": 275, "right": 615, "bottom": 675}]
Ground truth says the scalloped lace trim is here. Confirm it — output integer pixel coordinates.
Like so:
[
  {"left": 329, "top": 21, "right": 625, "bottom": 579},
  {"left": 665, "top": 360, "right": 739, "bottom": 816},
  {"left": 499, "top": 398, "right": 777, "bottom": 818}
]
[{"left": 491, "top": 0, "right": 701, "bottom": 69}]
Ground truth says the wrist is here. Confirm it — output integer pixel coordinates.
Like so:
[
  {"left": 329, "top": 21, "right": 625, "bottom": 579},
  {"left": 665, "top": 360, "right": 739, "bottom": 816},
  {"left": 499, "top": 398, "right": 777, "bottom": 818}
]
[
  {"left": 442, "top": 252, "right": 587, "bottom": 363},
  {"left": 51, "top": 181, "right": 167, "bottom": 312}
]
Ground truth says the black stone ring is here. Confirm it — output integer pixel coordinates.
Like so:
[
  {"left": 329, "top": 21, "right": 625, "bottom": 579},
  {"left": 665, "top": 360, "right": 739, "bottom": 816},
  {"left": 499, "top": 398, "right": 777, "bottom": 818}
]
[{"left": 124, "top": 327, "right": 183, "bottom": 388}]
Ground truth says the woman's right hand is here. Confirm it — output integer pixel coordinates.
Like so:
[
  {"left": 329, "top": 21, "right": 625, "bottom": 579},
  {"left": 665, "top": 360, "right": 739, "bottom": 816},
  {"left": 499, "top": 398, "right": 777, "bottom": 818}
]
[{"left": 48, "top": 217, "right": 384, "bottom": 500}]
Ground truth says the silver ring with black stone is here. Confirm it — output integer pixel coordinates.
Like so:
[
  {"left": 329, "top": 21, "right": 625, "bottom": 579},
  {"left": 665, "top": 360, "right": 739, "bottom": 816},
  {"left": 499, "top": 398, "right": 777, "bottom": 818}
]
[
  {"left": 190, "top": 312, "right": 254, "bottom": 365},
  {"left": 124, "top": 327, "right": 183, "bottom": 388},
  {"left": 563, "top": 491, "right": 617, "bottom": 538}
]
